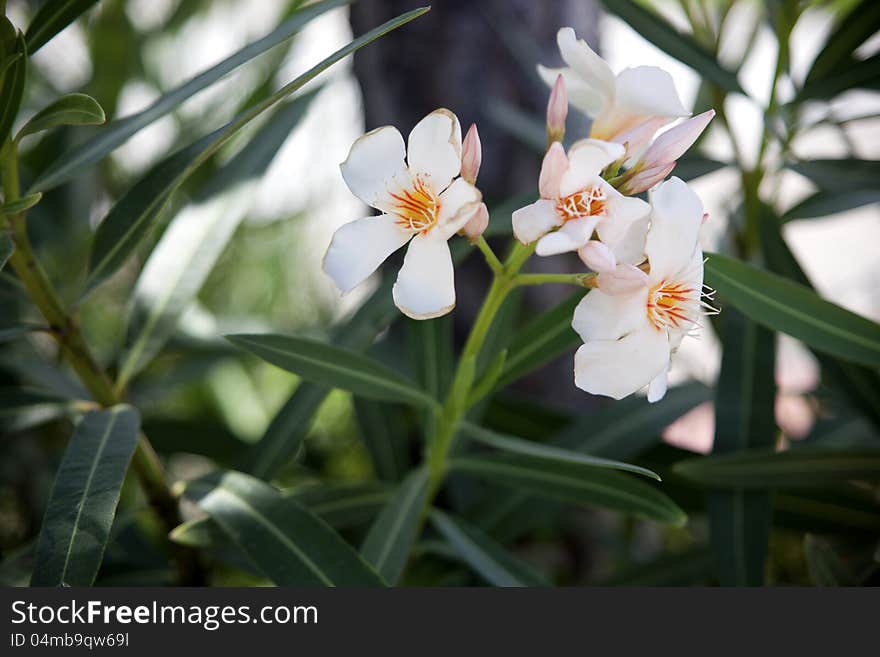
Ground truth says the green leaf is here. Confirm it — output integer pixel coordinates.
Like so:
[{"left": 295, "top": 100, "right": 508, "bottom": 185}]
[
  {"left": 451, "top": 453, "right": 687, "bottom": 526},
  {"left": 460, "top": 422, "right": 661, "bottom": 480},
  {"left": 28, "top": 0, "right": 352, "bottom": 193},
  {"left": 708, "top": 308, "right": 776, "bottom": 586},
  {"left": 15, "top": 93, "right": 105, "bottom": 141},
  {"left": 24, "top": 0, "right": 99, "bottom": 54},
  {"left": 674, "top": 447, "right": 880, "bottom": 489},
  {"left": 354, "top": 399, "right": 410, "bottom": 482},
  {"left": 1, "top": 192, "right": 42, "bottom": 215},
  {"left": 0, "top": 230, "right": 12, "bottom": 271},
  {"left": 408, "top": 316, "right": 454, "bottom": 401},
  {"left": 599, "top": 0, "right": 743, "bottom": 94},
  {"left": 80, "top": 6, "right": 430, "bottom": 292},
  {"left": 804, "top": 535, "right": 856, "bottom": 587},
  {"left": 227, "top": 334, "right": 437, "bottom": 409},
  {"left": 430, "top": 511, "right": 549, "bottom": 587},
  {"left": 496, "top": 292, "right": 580, "bottom": 389},
  {"left": 0, "top": 30, "right": 26, "bottom": 145},
  {"left": 788, "top": 158, "right": 880, "bottom": 193},
  {"left": 673, "top": 155, "right": 728, "bottom": 181},
  {"left": 782, "top": 190, "right": 880, "bottom": 222},
  {"left": 705, "top": 253, "right": 880, "bottom": 367},
  {"left": 116, "top": 91, "right": 318, "bottom": 387},
  {"left": 0, "top": 388, "right": 82, "bottom": 433},
  {"left": 798, "top": 54, "right": 880, "bottom": 101},
  {"left": 599, "top": 548, "right": 715, "bottom": 586},
  {"left": 361, "top": 468, "right": 430, "bottom": 584},
  {"left": 31, "top": 406, "right": 140, "bottom": 586},
  {"left": 196, "top": 471, "right": 385, "bottom": 586},
  {"left": 803, "top": 1, "right": 880, "bottom": 85},
  {"left": 775, "top": 486, "right": 880, "bottom": 536}
]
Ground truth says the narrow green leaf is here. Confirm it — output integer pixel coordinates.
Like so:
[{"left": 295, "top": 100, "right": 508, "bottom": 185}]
[
  {"left": 408, "top": 315, "right": 454, "bottom": 400},
  {"left": 1, "top": 192, "right": 42, "bottom": 215},
  {"left": 451, "top": 453, "right": 687, "bottom": 526},
  {"left": 496, "top": 292, "right": 580, "bottom": 389},
  {"left": 196, "top": 471, "right": 385, "bottom": 586},
  {"left": 798, "top": 54, "right": 880, "bottom": 102},
  {"left": 117, "top": 92, "right": 318, "bottom": 387},
  {"left": 28, "top": 0, "right": 352, "bottom": 192},
  {"left": 24, "top": 0, "right": 99, "bottom": 54},
  {"left": 788, "top": 158, "right": 880, "bottom": 193},
  {"left": 804, "top": 1, "right": 880, "bottom": 84},
  {"left": 775, "top": 486, "right": 880, "bottom": 536},
  {"left": 0, "top": 388, "right": 79, "bottom": 432},
  {"left": 354, "top": 399, "right": 410, "bottom": 482},
  {"left": 0, "top": 230, "right": 12, "bottom": 271},
  {"left": 430, "top": 510, "right": 549, "bottom": 587},
  {"left": 673, "top": 155, "right": 728, "bottom": 181},
  {"left": 361, "top": 468, "right": 430, "bottom": 584},
  {"left": 708, "top": 308, "right": 776, "bottom": 586},
  {"left": 31, "top": 406, "right": 140, "bottom": 586},
  {"left": 782, "top": 190, "right": 880, "bottom": 222},
  {"left": 227, "top": 334, "right": 437, "bottom": 409},
  {"left": 599, "top": 0, "right": 743, "bottom": 94},
  {"left": 599, "top": 548, "right": 715, "bottom": 586},
  {"left": 460, "top": 421, "right": 661, "bottom": 480},
  {"left": 82, "top": 6, "right": 429, "bottom": 292},
  {"left": 804, "top": 535, "right": 856, "bottom": 587},
  {"left": 15, "top": 93, "right": 105, "bottom": 140},
  {"left": 0, "top": 31, "right": 26, "bottom": 145},
  {"left": 674, "top": 447, "right": 880, "bottom": 489},
  {"left": 705, "top": 253, "right": 880, "bottom": 367}
]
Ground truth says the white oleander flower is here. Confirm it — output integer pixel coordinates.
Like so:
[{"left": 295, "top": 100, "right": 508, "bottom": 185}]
[
  {"left": 323, "top": 109, "right": 482, "bottom": 319},
  {"left": 538, "top": 27, "right": 689, "bottom": 151},
  {"left": 571, "top": 177, "right": 714, "bottom": 402},
  {"left": 511, "top": 139, "right": 650, "bottom": 265}
]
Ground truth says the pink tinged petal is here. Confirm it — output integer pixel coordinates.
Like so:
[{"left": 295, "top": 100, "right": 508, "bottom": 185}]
[
  {"left": 641, "top": 110, "right": 715, "bottom": 169},
  {"left": 512, "top": 199, "right": 562, "bottom": 244},
  {"left": 323, "top": 214, "right": 412, "bottom": 293},
  {"left": 460, "top": 123, "right": 482, "bottom": 185},
  {"left": 535, "top": 215, "right": 599, "bottom": 256},
  {"left": 392, "top": 233, "right": 456, "bottom": 320},
  {"left": 555, "top": 27, "right": 615, "bottom": 102},
  {"left": 559, "top": 139, "right": 625, "bottom": 197},
  {"left": 612, "top": 116, "right": 668, "bottom": 161},
  {"left": 574, "top": 328, "right": 670, "bottom": 400},
  {"left": 647, "top": 364, "right": 670, "bottom": 403},
  {"left": 537, "top": 65, "right": 605, "bottom": 117},
  {"left": 595, "top": 182, "right": 651, "bottom": 247},
  {"left": 461, "top": 203, "right": 489, "bottom": 243},
  {"left": 436, "top": 178, "right": 483, "bottom": 238},
  {"left": 578, "top": 240, "right": 616, "bottom": 272},
  {"left": 546, "top": 74, "right": 568, "bottom": 142},
  {"left": 614, "top": 66, "right": 690, "bottom": 120},
  {"left": 618, "top": 162, "right": 675, "bottom": 195},
  {"left": 407, "top": 108, "right": 462, "bottom": 193},
  {"left": 571, "top": 286, "right": 649, "bottom": 342},
  {"left": 539, "top": 142, "right": 569, "bottom": 199},
  {"left": 596, "top": 263, "right": 649, "bottom": 296},
  {"left": 340, "top": 126, "right": 407, "bottom": 207},
  {"left": 645, "top": 177, "right": 704, "bottom": 283}
]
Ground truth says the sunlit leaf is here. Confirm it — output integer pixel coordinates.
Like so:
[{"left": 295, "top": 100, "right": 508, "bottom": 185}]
[
  {"left": 1, "top": 192, "right": 42, "bottom": 216},
  {"left": 16, "top": 93, "right": 105, "bottom": 141}
]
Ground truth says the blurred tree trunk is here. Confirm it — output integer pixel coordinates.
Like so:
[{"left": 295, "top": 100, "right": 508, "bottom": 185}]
[{"left": 350, "top": 0, "right": 602, "bottom": 409}]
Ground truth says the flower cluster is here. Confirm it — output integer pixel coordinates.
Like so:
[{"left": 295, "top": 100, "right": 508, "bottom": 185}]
[{"left": 324, "top": 26, "right": 716, "bottom": 403}]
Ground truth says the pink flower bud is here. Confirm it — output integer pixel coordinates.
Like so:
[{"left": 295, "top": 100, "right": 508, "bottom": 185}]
[
  {"left": 461, "top": 123, "right": 482, "bottom": 185},
  {"left": 596, "top": 264, "right": 649, "bottom": 295},
  {"left": 617, "top": 162, "right": 675, "bottom": 195},
  {"left": 461, "top": 202, "right": 489, "bottom": 243},
  {"left": 539, "top": 141, "right": 568, "bottom": 199},
  {"left": 546, "top": 74, "right": 568, "bottom": 143},
  {"left": 577, "top": 241, "right": 616, "bottom": 273},
  {"left": 640, "top": 110, "right": 715, "bottom": 170}
]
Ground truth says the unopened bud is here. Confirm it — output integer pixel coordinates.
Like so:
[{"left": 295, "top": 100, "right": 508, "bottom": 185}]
[
  {"left": 546, "top": 74, "right": 568, "bottom": 144},
  {"left": 461, "top": 123, "right": 482, "bottom": 185},
  {"left": 641, "top": 110, "right": 715, "bottom": 170},
  {"left": 461, "top": 202, "right": 489, "bottom": 243},
  {"left": 577, "top": 241, "right": 616, "bottom": 273},
  {"left": 596, "top": 264, "right": 649, "bottom": 295},
  {"left": 617, "top": 162, "right": 675, "bottom": 195}
]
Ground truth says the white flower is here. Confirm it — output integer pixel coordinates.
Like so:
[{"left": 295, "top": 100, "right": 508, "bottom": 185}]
[
  {"left": 571, "top": 177, "right": 712, "bottom": 402},
  {"left": 323, "top": 109, "right": 482, "bottom": 319},
  {"left": 511, "top": 139, "right": 650, "bottom": 265},
  {"left": 538, "top": 27, "right": 689, "bottom": 149}
]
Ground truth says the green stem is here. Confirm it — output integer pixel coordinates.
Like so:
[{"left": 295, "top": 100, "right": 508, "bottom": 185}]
[
  {"left": 475, "top": 235, "right": 503, "bottom": 274},
  {"left": 0, "top": 140, "right": 202, "bottom": 584},
  {"left": 514, "top": 272, "right": 595, "bottom": 288}
]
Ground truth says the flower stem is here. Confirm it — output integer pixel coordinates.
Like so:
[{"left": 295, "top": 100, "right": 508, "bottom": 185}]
[
  {"left": 474, "top": 235, "right": 503, "bottom": 274},
  {"left": 0, "top": 140, "right": 203, "bottom": 585},
  {"left": 514, "top": 272, "right": 596, "bottom": 287}
]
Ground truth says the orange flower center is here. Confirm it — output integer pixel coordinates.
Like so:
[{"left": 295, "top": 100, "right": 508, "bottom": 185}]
[
  {"left": 390, "top": 177, "right": 440, "bottom": 233},
  {"left": 646, "top": 280, "right": 698, "bottom": 331},
  {"left": 555, "top": 186, "right": 607, "bottom": 222}
]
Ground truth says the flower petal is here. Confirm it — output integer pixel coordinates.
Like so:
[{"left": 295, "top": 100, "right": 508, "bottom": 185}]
[
  {"left": 559, "top": 139, "right": 624, "bottom": 197},
  {"left": 392, "top": 233, "right": 456, "bottom": 319},
  {"left": 596, "top": 263, "right": 649, "bottom": 295},
  {"left": 612, "top": 116, "right": 668, "bottom": 162},
  {"left": 512, "top": 199, "right": 562, "bottom": 244},
  {"left": 614, "top": 66, "right": 689, "bottom": 120},
  {"left": 556, "top": 27, "right": 615, "bottom": 102},
  {"left": 596, "top": 181, "right": 651, "bottom": 262},
  {"left": 407, "top": 108, "right": 462, "bottom": 193},
  {"left": 578, "top": 240, "right": 616, "bottom": 272},
  {"left": 538, "top": 65, "right": 606, "bottom": 117},
  {"left": 436, "top": 178, "right": 482, "bottom": 238},
  {"left": 536, "top": 215, "right": 598, "bottom": 256},
  {"left": 574, "top": 328, "right": 670, "bottom": 400},
  {"left": 340, "top": 126, "right": 407, "bottom": 207},
  {"left": 645, "top": 177, "right": 704, "bottom": 282},
  {"left": 539, "top": 141, "right": 568, "bottom": 199},
  {"left": 571, "top": 286, "right": 648, "bottom": 342},
  {"left": 323, "top": 214, "right": 412, "bottom": 293},
  {"left": 647, "top": 363, "right": 670, "bottom": 403}
]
